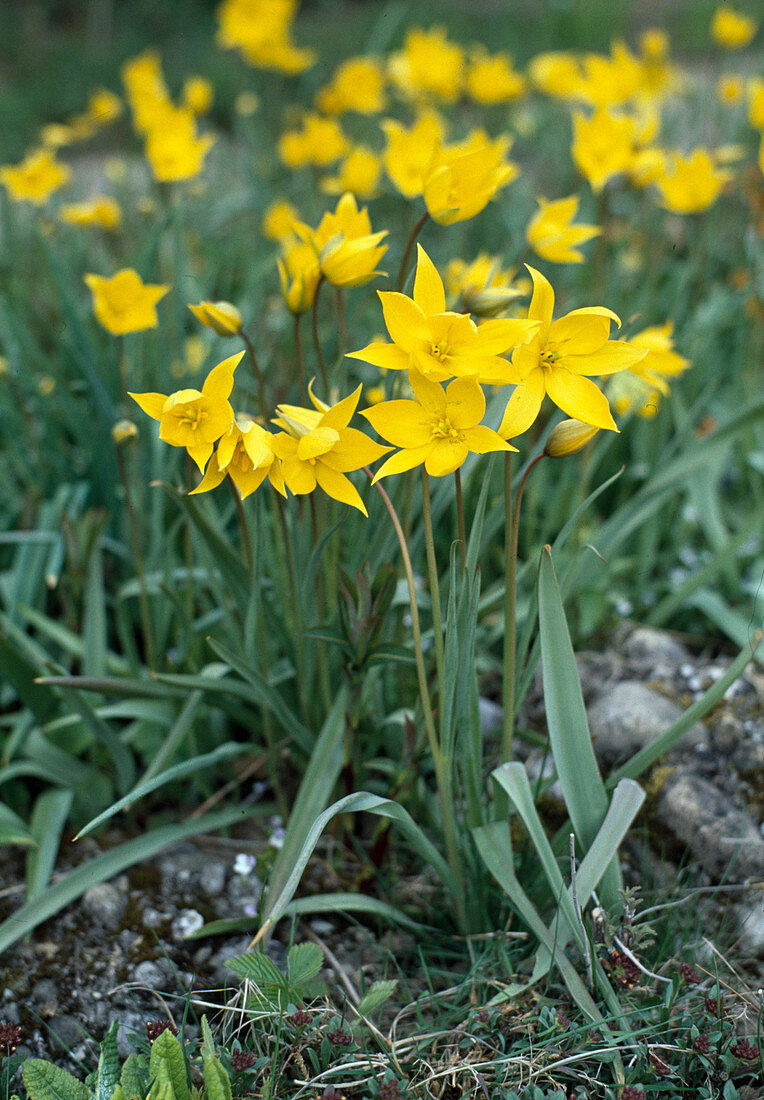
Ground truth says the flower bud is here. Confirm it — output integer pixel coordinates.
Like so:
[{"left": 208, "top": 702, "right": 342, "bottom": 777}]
[
  {"left": 544, "top": 419, "right": 599, "bottom": 457},
  {"left": 112, "top": 418, "right": 138, "bottom": 444},
  {"left": 188, "top": 300, "right": 243, "bottom": 336}
]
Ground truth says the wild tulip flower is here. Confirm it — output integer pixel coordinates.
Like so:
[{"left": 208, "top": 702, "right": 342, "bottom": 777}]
[
  {"left": 362, "top": 368, "right": 515, "bottom": 481},
  {"left": 526, "top": 195, "right": 600, "bottom": 264},
  {"left": 277, "top": 240, "right": 321, "bottom": 314},
  {"left": 216, "top": 0, "right": 315, "bottom": 74},
  {"left": 277, "top": 113, "right": 349, "bottom": 169},
  {"left": 748, "top": 78, "right": 764, "bottom": 128},
  {"left": 571, "top": 108, "right": 637, "bottom": 192},
  {"left": 424, "top": 131, "right": 518, "bottom": 225},
  {"left": 655, "top": 148, "right": 732, "bottom": 213},
  {"left": 445, "top": 254, "right": 527, "bottom": 318},
  {"left": 528, "top": 51, "right": 584, "bottom": 99},
  {"left": 190, "top": 418, "right": 286, "bottom": 498},
  {"left": 466, "top": 49, "right": 526, "bottom": 104},
  {"left": 381, "top": 111, "right": 445, "bottom": 199},
  {"left": 711, "top": 5, "right": 758, "bottom": 48},
  {"left": 544, "top": 419, "right": 600, "bottom": 457},
  {"left": 270, "top": 385, "right": 390, "bottom": 515},
  {"left": 321, "top": 146, "right": 382, "bottom": 200},
  {"left": 315, "top": 56, "right": 387, "bottom": 115},
  {"left": 183, "top": 76, "right": 214, "bottom": 114},
  {"left": 144, "top": 106, "right": 215, "bottom": 183},
  {"left": 0, "top": 148, "right": 70, "bottom": 204},
  {"left": 387, "top": 26, "right": 465, "bottom": 104},
  {"left": 60, "top": 197, "right": 122, "bottom": 230},
  {"left": 130, "top": 351, "right": 242, "bottom": 471},
  {"left": 347, "top": 245, "right": 539, "bottom": 384},
  {"left": 86, "top": 88, "right": 123, "bottom": 126},
  {"left": 298, "top": 192, "right": 388, "bottom": 288},
  {"left": 262, "top": 198, "right": 300, "bottom": 242},
  {"left": 189, "top": 300, "right": 243, "bottom": 337},
  {"left": 498, "top": 265, "right": 646, "bottom": 437},
  {"left": 85, "top": 269, "right": 170, "bottom": 335},
  {"left": 577, "top": 41, "right": 643, "bottom": 108}
]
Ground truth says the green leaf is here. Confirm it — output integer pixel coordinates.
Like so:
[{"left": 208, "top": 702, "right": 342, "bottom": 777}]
[
  {"left": 120, "top": 1054, "right": 148, "bottom": 1100},
  {"left": 225, "top": 951, "right": 285, "bottom": 989},
  {"left": 94, "top": 1021, "right": 121, "bottom": 1100},
  {"left": 0, "top": 801, "right": 36, "bottom": 848},
  {"left": 21, "top": 1060, "right": 92, "bottom": 1100},
  {"left": 287, "top": 942, "right": 324, "bottom": 988},
  {"left": 537, "top": 546, "right": 620, "bottom": 910},
  {"left": 365, "top": 643, "right": 416, "bottom": 667},
  {"left": 83, "top": 539, "right": 108, "bottom": 680},
  {"left": 26, "top": 788, "right": 74, "bottom": 901},
  {"left": 355, "top": 979, "right": 397, "bottom": 1017},
  {"left": 199, "top": 1017, "right": 216, "bottom": 1062},
  {"left": 149, "top": 1029, "right": 189, "bottom": 1100},
  {"left": 0, "top": 618, "right": 60, "bottom": 723},
  {"left": 202, "top": 1059, "right": 232, "bottom": 1100}
]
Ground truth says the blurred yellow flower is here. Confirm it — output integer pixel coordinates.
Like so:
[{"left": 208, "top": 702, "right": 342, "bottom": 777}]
[
  {"left": 144, "top": 106, "right": 216, "bottom": 182},
  {"left": 277, "top": 240, "right": 321, "bottom": 314},
  {"left": 445, "top": 254, "right": 526, "bottom": 317},
  {"left": 190, "top": 418, "right": 286, "bottom": 498},
  {"left": 188, "top": 300, "right": 243, "bottom": 336},
  {"left": 628, "top": 321, "right": 690, "bottom": 387},
  {"left": 388, "top": 26, "right": 464, "bottom": 103},
  {"left": 121, "top": 51, "right": 171, "bottom": 133},
  {"left": 39, "top": 123, "right": 75, "bottom": 148},
  {"left": 365, "top": 385, "right": 386, "bottom": 405},
  {"left": 183, "top": 76, "right": 214, "bottom": 114},
  {"left": 717, "top": 74, "right": 744, "bottom": 105},
  {"left": 363, "top": 369, "right": 515, "bottom": 481},
  {"left": 60, "top": 197, "right": 122, "bottom": 230},
  {"left": 381, "top": 110, "right": 445, "bottom": 199},
  {"left": 271, "top": 385, "right": 389, "bottom": 514},
  {"left": 87, "top": 88, "right": 123, "bottom": 126},
  {"left": 320, "top": 146, "right": 381, "bottom": 199},
  {"left": 526, "top": 195, "right": 600, "bottom": 264},
  {"left": 262, "top": 198, "right": 300, "bottom": 242},
  {"left": 655, "top": 148, "right": 732, "bottom": 213},
  {"left": 466, "top": 49, "right": 526, "bottom": 104},
  {"left": 711, "top": 5, "right": 758, "bottom": 48},
  {"left": 37, "top": 376, "right": 56, "bottom": 397},
  {"left": 278, "top": 113, "right": 349, "bottom": 168},
  {"left": 130, "top": 351, "right": 242, "bottom": 471},
  {"left": 300, "top": 193, "right": 387, "bottom": 288},
  {"left": 348, "top": 245, "right": 538, "bottom": 384},
  {"left": 572, "top": 108, "right": 636, "bottom": 192},
  {"left": 498, "top": 265, "right": 645, "bottom": 438},
  {"left": 747, "top": 77, "right": 764, "bottom": 128},
  {"left": 315, "top": 56, "right": 386, "bottom": 115},
  {"left": 216, "top": 0, "right": 315, "bottom": 74},
  {"left": 528, "top": 51, "right": 583, "bottom": 99},
  {"left": 112, "top": 419, "right": 138, "bottom": 444},
  {"left": 578, "top": 41, "right": 643, "bottom": 108},
  {"left": 85, "top": 268, "right": 170, "bottom": 335},
  {"left": 0, "top": 148, "right": 70, "bottom": 204},
  {"left": 424, "top": 130, "right": 518, "bottom": 225},
  {"left": 607, "top": 371, "right": 662, "bottom": 418}
]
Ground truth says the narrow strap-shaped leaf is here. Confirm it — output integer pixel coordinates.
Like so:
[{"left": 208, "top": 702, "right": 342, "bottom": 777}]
[{"left": 26, "top": 788, "right": 74, "bottom": 901}]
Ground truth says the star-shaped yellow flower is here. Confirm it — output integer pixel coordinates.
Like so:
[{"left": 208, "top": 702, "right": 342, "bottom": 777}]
[
  {"left": 347, "top": 245, "right": 539, "bottom": 385},
  {"left": 423, "top": 130, "right": 518, "bottom": 225},
  {"left": 526, "top": 195, "right": 600, "bottom": 264},
  {"left": 362, "top": 369, "right": 515, "bottom": 481},
  {"left": 498, "top": 266, "right": 646, "bottom": 437},
  {"left": 85, "top": 268, "right": 170, "bottom": 335},
  {"left": 0, "top": 148, "right": 71, "bottom": 205},
  {"left": 129, "top": 351, "right": 242, "bottom": 471},
  {"left": 190, "top": 418, "right": 285, "bottom": 498}
]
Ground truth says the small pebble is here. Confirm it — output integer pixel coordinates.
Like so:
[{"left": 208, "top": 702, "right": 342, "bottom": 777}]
[{"left": 171, "top": 909, "right": 205, "bottom": 940}]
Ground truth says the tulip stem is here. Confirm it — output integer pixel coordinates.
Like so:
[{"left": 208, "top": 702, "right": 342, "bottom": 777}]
[
  {"left": 311, "top": 275, "right": 329, "bottom": 394},
  {"left": 396, "top": 211, "right": 429, "bottom": 293},
  {"left": 454, "top": 468, "right": 466, "bottom": 571},
  {"left": 115, "top": 440, "right": 155, "bottom": 669},
  {"left": 501, "top": 451, "right": 545, "bottom": 762},
  {"left": 369, "top": 469, "right": 466, "bottom": 931},
  {"left": 293, "top": 314, "right": 307, "bottom": 404},
  {"left": 227, "top": 476, "right": 253, "bottom": 575},
  {"left": 310, "top": 492, "right": 332, "bottom": 712},
  {"left": 241, "top": 328, "right": 268, "bottom": 422},
  {"left": 421, "top": 470, "right": 445, "bottom": 692}
]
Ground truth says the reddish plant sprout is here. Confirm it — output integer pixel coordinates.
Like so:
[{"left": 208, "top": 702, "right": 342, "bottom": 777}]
[
  {"left": 704, "top": 994, "right": 724, "bottom": 1016},
  {"left": 378, "top": 1079, "right": 402, "bottom": 1100},
  {"left": 146, "top": 1020, "right": 178, "bottom": 1044},
  {"left": 679, "top": 961, "right": 702, "bottom": 985},
  {"left": 609, "top": 949, "right": 641, "bottom": 988},
  {"left": 730, "top": 1039, "right": 759, "bottom": 1062},
  {"left": 322, "top": 1087, "right": 344, "bottom": 1100},
  {"left": 229, "top": 1049, "right": 257, "bottom": 1072},
  {"left": 326, "top": 1027, "right": 352, "bottom": 1046},
  {"left": 0, "top": 1023, "right": 23, "bottom": 1057},
  {"left": 693, "top": 1033, "right": 711, "bottom": 1054},
  {"left": 288, "top": 1009, "right": 312, "bottom": 1028},
  {"left": 648, "top": 1048, "right": 672, "bottom": 1076},
  {"left": 621, "top": 1088, "right": 647, "bottom": 1100}
]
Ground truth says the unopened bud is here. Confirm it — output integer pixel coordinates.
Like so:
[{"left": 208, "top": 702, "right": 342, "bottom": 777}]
[
  {"left": 112, "top": 418, "right": 138, "bottom": 444},
  {"left": 544, "top": 419, "right": 599, "bottom": 457},
  {"left": 188, "top": 300, "right": 243, "bottom": 336}
]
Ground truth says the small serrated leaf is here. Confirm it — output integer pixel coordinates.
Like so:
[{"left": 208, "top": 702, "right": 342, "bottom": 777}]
[
  {"left": 202, "top": 1060, "right": 231, "bottom": 1100},
  {"left": 355, "top": 979, "right": 397, "bottom": 1017},
  {"left": 225, "top": 951, "right": 285, "bottom": 989},
  {"left": 94, "top": 1021, "right": 121, "bottom": 1100},
  {"left": 148, "top": 1031, "right": 188, "bottom": 1100},
  {"left": 286, "top": 942, "right": 323, "bottom": 988},
  {"left": 119, "top": 1054, "right": 147, "bottom": 1100},
  {"left": 21, "top": 1059, "right": 92, "bottom": 1100}
]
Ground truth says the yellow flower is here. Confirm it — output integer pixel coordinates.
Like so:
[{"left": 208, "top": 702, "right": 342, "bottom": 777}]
[
  {"left": 628, "top": 321, "right": 690, "bottom": 387},
  {"left": 216, "top": 0, "right": 315, "bottom": 74},
  {"left": 188, "top": 301, "right": 243, "bottom": 336},
  {"left": 388, "top": 26, "right": 465, "bottom": 104},
  {"left": 348, "top": 245, "right": 539, "bottom": 385},
  {"left": 0, "top": 148, "right": 70, "bottom": 204},
  {"left": 183, "top": 76, "right": 214, "bottom": 114},
  {"left": 320, "top": 146, "right": 381, "bottom": 200},
  {"left": 572, "top": 109, "right": 636, "bottom": 192},
  {"left": 655, "top": 148, "right": 732, "bottom": 214},
  {"left": 40, "top": 123, "right": 76, "bottom": 149},
  {"left": 315, "top": 56, "right": 387, "bottom": 115},
  {"left": 607, "top": 371, "right": 663, "bottom": 418},
  {"left": 262, "top": 198, "right": 300, "bottom": 242},
  {"left": 365, "top": 385, "right": 386, "bottom": 405},
  {"left": 716, "top": 74, "right": 744, "bottom": 105},
  {"left": 526, "top": 195, "right": 600, "bottom": 264},
  {"left": 271, "top": 385, "right": 390, "bottom": 515},
  {"left": 299, "top": 192, "right": 388, "bottom": 289},
  {"left": 277, "top": 240, "right": 321, "bottom": 314},
  {"left": 711, "top": 5, "right": 758, "bottom": 48},
  {"left": 85, "top": 269, "right": 170, "bottom": 336},
  {"left": 748, "top": 78, "right": 764, "bottom": 128},
  {"left": 381, "top": 110, "right": 445, "bottom": 199},
  {"left": 190, "top": 418, "right": 286, "bottom": 498},
  {"left": 445, "top": 254, "right": 526, "bottom": 317},
  {"left": 466, "top": 49, "right": 526, "bottom": 104},
  {"left": 423, "top": 130, "right": 518, "bottom": 225},
  {"left": 130, "top": 352, "right": 242, "bottom": 471},
  {"left": 121, "top": 51, "right": 171, "bottom": 133},
  {"left": 498, "top": 265, "right": 646, "bottom": 438},
  {"left": 112, "top": 419, "right": 138, "bottom": 444},
  {"left": 577, "top": 41, "right": 643, "bottom": 108},
  {"left": 87, "top": 88, "right": 123, "bottom": 126},
  {"left": 528, "top": 51, "right": 583, "bottom": 99},
  {"left": 144, "top": 106, "right": 216, "bottom": 182},
  {"left": 362, "top": 369, "right": 515, "bottom": 481},
  {"left": 60, "top": 197, "right": 122, "bottom": 230},
  {"left": 277, "top": 113, "right": 349, "bottom": 168}
]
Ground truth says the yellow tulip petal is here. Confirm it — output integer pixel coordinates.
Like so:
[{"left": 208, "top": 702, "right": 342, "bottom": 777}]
[
  {"left": 498, "top": 369, "right": 546, "bottom": 438},
  {"left": 362, "top": 401, "right": 432, "bottom": 448},
  {"left": 234, "top": 465, "right": 269, "bottom": 499},
  {"left": 545, "top": 368, "right": 617, "bottom": 430},
  {"left": 187, "top": 438, "right": 214, "bottom": 472},
  {"left": 129, "top": 391, "right": 167, "bottom": 421},
  {"left": 346, "top": 341, "right": 410, "bottom": 372},
  {"left": 321, "top": 427, "right": 390, "bottom": 471},
  {"left": 476, "top": 318, "right": 541, "bottom": 354},
  {"left": 563, "top": 340, "right": 647, "bottom": 376},
  {"left": 463, "top": 424, "right": 516, "bottom": 453},
  {"left": 372, "top": 444, "right": 434, "bottom": 482},
  {"left": 319, "top": 384, "right": 361, "bottom": 431},
  {"left": 379, "top": 291, "right": 430, "bottom": 350},
  {"left": 549, "top": 312, "right": 611, "bottom": 355},
  {"left": 201, "top": 351, "right": 245, "bottom": 401},
  {"left": 282, "top": 455, "right": 317, "bottom": 495},
  {"left": 297, "top": 426, "right": 340, "bottom": 461},
  {"left": 425, "top": 438, "right": 470, "bottom": 477},
  {"left": 525, "top": 265, "right": 555, "bottom": 341},
  {"left": 188, "top": 455, "right": 226, "bottom": 494},
  {"left": 444, "top": 375, "right": 485, "bottom": 429},
  {"left": 315, "top": 463, "right": 367, "bottom": 515},
  {"left": 408, "top": 368, "right": 447, "bottom": 416},
  {"left": 413, "top": 244, "right": 446, "bottom": 316}
]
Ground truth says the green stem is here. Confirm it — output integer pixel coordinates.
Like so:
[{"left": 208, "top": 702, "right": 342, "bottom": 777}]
[
  {"left": 240, "top": 328, "right": 268, "bottom": 421},
  {"left": 420, "top": 469, "right": 445, "bottom": 693},
  {"left": 501, "top": 452, "right": 545, "bottom": 762},
  {"left": 116, "top": 441, "right": 155, "bottom": 669},
  {"left": 396, "top": 210, "right": 429, "bottom": 292},
  {"left": 227, "top": 476, "right": 253, "bottom": 575},
  {"left": 454, "top": 467, "right": 466, "bottom": 571},
  {"left": 309, "top": 492, "right": 332, "bottom": 712},
  {"left": 272, "top": 492, "right": 308, "bottom": 721},
  {"left": 336, "top": 286, "right": 346, "bottom": 363},
  {"left": 293, "top": 314, "right": 306, "bottom": 404},
  {"left": 311, "top": 274, "right": 329, "bottom": 394},
  {"left": 369, "top": 470, "right": 466, "bottom": 932}
]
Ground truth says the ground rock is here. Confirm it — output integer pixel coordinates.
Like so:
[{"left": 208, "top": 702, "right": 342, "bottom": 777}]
[
  {"left": 735, "top": 893, "right": 764, "bottom": 959},
  {"left": 623, "top": 626, "right": 691, "bottom": 668},
  {"left": 82, "top": 883, "right": 127, "bottom": 931},
  {"left": 654, "top": 768, "right": 764, "bottom": 880},
  {"left": 587, "top": 680, "right": 705, "bottom": 765}
]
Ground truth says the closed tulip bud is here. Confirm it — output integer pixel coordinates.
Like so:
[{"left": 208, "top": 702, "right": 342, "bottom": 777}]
[
  {"left": 544, "top": 419, "right": 599, "bottom": 457},
  {"left": 112, "top": 419, "right": 139, "bottom": 444},
  {"left": 188, "top": 300, "right": 243, "bottom": 336}
]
